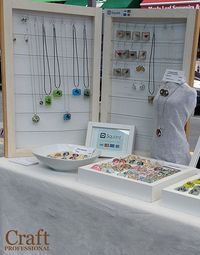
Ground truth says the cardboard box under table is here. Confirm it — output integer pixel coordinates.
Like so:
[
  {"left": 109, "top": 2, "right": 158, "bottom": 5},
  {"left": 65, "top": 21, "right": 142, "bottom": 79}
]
[{"left": 78, "top": 158, "right": 197, "bottom": 202}]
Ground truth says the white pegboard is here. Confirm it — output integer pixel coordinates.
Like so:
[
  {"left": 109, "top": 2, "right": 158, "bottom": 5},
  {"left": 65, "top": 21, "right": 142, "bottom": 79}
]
[
  {"left": 1, "top": 0, "right": 102, "bottom": 157},
  {"left": 101, "top": 9, "right": 197, "bottom": 155}
]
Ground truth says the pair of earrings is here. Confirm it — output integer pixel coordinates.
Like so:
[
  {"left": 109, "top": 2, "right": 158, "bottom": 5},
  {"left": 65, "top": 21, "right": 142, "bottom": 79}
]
[{"left": 113, "top": 68, "right": 130, "bottom": 78}]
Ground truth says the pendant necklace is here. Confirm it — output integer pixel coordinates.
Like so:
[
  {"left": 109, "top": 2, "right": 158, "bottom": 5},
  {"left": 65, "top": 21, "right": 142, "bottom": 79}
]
[
  {"left": 72, "top": 24, "right": 81, "bottom": 96},
  {"left": 52, "top": 24, "right": 62, "bottom": 98},
  {"left": 156, "top": 83, "right": 180, "bottom": 137},
  {"left": 61, "top": 21, "right": 71, "bottom": 121},
  {"left": 148, "top": 27, "right": 155, "bottom": 96},
  {"left": 34, "top": 18, "right": 44, "bottom": 106},
  {"left": 25, "top": 19, "right": 40, "bottom": 123},
  {"left": 83, "top": 24, "right": 90, "bottom": 97},
  {"left": 42, "top": 23, "right": 52, "bottom": 106}
]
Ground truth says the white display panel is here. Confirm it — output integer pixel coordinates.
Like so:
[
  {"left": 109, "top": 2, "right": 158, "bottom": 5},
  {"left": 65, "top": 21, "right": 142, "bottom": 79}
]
[
  {"left": 78, "top": 156, "right": 197, "bottom": 202},
  {"left": 1, "top": 0, "right": 102, "bottom": 157},
  {"left": 101, "top": 10, "right": 197, "bottom": 155}
]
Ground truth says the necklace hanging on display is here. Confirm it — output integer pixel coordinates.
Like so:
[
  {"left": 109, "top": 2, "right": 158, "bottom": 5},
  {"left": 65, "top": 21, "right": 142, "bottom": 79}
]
[
  {"left": 53, "top": 89, "right": 63, "bottom": 97},
  {"left": 39, "top": 100, "right": 44, "bottom": 105},
  {"left": 52, "top": 24, "right": 63, "bottom": 99},
  {"left": 24, "top": 17, "right": 40, "bottom": 124},
  {"left": 42, "top": 23, "right": 53, "bottom": 106},
  {"left": 83, "top": 24, "right": 90, "bottom": 97},
  {"left": 45, "top": 95, "right": 52, "bottom": 106},
  {"left": 156, "top": 128, "right": 162, "bottom": 137},
  {"left": 84, "top": 88, "right": 90, "bottom": 97},
  {"left": 72, "top": 88, "right": 81, "bottom": 96},
  {"left": 63, "top": 112, "right": 71, "bottom": 121},
  {"left": 72, "top": 24, "right": 81, "bottom": 97},
  {"left": 160, "top": 89, "right": 169, "bottom": 97},
  {"left": 32, "top": 113, "right": 40, "bottom": 123}
]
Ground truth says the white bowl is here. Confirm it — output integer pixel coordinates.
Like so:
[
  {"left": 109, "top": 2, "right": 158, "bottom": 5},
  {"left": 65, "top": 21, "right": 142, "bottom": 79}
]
[{"left": 32, "top": 144, "right": 101, "bottom": 172}]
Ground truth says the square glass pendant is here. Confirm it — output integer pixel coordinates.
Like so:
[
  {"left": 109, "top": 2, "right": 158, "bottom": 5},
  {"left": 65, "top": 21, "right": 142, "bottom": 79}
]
[
  {"left": 84, "top": 89, "right": 90, "bottom": 97},
  {"left": 72, "top": 88, "right": 81, "bottom": 96},
  {"left": 32, "top": 113, "right": 40, "bottom": 123},
  {"left": 63, "top": 112, "right": 71, "bottom": 121},
  {"left": 45, "top": 95, "right": 52, "bottom": 106},
  {"left": 53, "top": 89, "right": 63, "bottom": 97}
]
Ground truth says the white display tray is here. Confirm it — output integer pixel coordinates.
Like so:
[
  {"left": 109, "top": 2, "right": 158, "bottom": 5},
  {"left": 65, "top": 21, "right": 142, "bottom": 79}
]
[
  {"left": 78, "top": 158, "right": 197, "bottom": 202},
  {"left": 162, "top": 174, "right": 200, "bottom": 217}
]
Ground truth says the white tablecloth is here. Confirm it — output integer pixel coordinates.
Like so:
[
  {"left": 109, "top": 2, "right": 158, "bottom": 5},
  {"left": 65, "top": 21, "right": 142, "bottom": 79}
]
[{"left": 0, "top": 158, "right": 200, "bottom": 255}]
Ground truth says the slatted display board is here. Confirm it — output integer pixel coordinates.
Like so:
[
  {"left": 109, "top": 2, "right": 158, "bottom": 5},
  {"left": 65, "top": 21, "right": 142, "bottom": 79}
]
[
  {"left": 101, "top": 10, "right": 198, "bottom": 155},
  {"left": 0, "top": 0, "right": 102, "bottom": 157}
]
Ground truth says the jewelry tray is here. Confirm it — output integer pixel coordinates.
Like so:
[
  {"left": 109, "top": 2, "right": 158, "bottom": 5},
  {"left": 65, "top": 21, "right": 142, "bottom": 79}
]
[
  {"left": 78, "top": 157, "right": 197, "bottom": 202},
  {"left": 162, "top": 174, "right": 200, "bottom": 217}
]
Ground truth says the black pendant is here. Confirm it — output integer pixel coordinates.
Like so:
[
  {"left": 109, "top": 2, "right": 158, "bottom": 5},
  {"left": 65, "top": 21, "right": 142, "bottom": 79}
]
[
  {"left": 84, "top": 89, "right": 90, "bottom": 97},
  {"left": 156, "top": 128, "right": 162, "bottom": 137},
  {"left": 160, "top": 89, "right": 169, "bottom": 97}
]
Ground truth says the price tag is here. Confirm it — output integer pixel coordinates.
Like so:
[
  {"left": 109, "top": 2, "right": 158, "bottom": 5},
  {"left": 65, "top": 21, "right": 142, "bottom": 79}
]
[
  {"left": 162, "top": 69, "right": 186, "bottom": 84},
  {"left": 68, "top": 144, "right": 96, "bottom": 156}
]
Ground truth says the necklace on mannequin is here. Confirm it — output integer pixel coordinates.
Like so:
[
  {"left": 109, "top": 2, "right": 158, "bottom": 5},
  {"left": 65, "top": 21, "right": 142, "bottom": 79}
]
[
  {"left": 52, "top": 23, "right": 63, "bottom": 98},
  {"left": 83, "top": 24, "right": 90, "bottom": 97},
  {"left": 42, "top": 23, "right": 52, "bottom": 106},
  {"left": 24, "top": 18, "right": 40, "bottom": 123},
  {"left": 61, "top": 20, "right": 71, "bottom": 121},
  {"left": 156, "top": 82, "right": 180, "bottom": 137},
  {"left": 72, "top": 24, "right": 81, "bottom": 96}
]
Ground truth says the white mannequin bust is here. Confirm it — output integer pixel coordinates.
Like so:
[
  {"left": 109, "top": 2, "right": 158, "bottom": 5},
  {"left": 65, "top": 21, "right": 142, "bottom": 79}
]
[{"left": 151, "top": 80, "right": 196, "bottom": 165}]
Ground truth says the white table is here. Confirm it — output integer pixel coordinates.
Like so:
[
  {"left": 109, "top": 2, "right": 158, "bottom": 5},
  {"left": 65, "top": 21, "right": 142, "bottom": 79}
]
[{"left": 0, "top": 158, "right": 200, "bottom": 255}]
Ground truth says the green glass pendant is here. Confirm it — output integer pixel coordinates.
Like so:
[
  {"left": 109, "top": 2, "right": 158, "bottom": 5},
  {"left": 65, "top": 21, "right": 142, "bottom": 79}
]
[
  {"left": 84, "top": 89, "right": 90, "bottom": 97},
  {"left": 45, "top": 95, "right": 52, "bottom": 106},
  {"left": 53, "top": 89, "right": 62, "bottom": 98},
  {"left": 32, "top": 114, "right": 40, "bottom": 123}
]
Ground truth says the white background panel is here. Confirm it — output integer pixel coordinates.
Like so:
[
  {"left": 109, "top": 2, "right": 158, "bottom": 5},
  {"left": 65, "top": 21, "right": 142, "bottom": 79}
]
[
  {"left": 16, "top": 130, "right": 87, "bottom": 149},
  {"left": 134, "top": 135, "right": 152, "bottom": 153},
  {"left": 111, "top": 97, "right": 153, "bottom": 118},
  {"left": 16, "top": 112, "right": 89, "bottom": 132},
  {"left": 110, "top": 114, "right": 153, "bottom": 137},
  {"left": 12, "top": 8, "right": 94, "bottom": 151},
  {"left": 14, "top": 75, "right": 92, "bottom": 95},
  {"left": 13, "top": 34, "right": 93, "bottom": 59},
  {"left": 13, "top": 10, "right": 93, "bottom": 39},
  {"left": 111, "top": 80, "right": 160, "bottom": 99},
  {"left": 14, "top": 55, "right": 93, "bottom": 77},
  {"left": 15, "top": 94, "right": 90, "bottom": 113}
]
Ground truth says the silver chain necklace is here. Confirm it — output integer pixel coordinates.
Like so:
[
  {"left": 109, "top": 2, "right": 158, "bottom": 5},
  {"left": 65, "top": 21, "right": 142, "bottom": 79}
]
[
  {"left": 72, "top": 24, "right": 81, "bottom": 96},
  {"left": 34, "top": 18, "right": 43, "bottom": 105},
  {"left": 42, "top": 23, "right": 52, "bottom": 106},
  {"left": 61, "top": 21, "right": 71, "bottom": 121},
  {"left": 24, "top": 18, "right": 40, "bottom": 124},
  {"left": 83, "top": 24, "right": 90, "bottom": 97},
  {"left": 52, "top": 23, "right": 63, "bottom": 98}
]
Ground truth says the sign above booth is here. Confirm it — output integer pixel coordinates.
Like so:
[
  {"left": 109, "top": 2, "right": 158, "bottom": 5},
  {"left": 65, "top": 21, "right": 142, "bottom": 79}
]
[{"left": 140, "top": 0, "right": 200, "bottom": 9}]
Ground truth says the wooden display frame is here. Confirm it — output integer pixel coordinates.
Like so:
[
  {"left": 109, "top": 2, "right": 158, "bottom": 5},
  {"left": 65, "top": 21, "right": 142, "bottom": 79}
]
[
  {"left": 101, "top": 9, "right": 199, "bottom": 155},
  {"left": 190, "top": 136, "right": 200, "bottom": 168},
  {"left": 0, "top": 0, "right": 102, "bottom": 157}
]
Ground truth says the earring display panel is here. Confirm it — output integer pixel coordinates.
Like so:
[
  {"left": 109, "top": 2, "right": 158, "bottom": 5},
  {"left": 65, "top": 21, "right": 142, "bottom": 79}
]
[
  {"left": 101, "top": 10, "right": 198, "bottom": 155},
  {"left": 1, "top": 0, "right": 101, "bottom": 157}
]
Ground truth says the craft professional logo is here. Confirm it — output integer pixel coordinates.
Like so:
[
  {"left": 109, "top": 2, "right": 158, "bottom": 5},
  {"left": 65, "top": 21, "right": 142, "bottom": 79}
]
[{"left": 4, "top": 229, "right": 50, "bottom": 252}]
